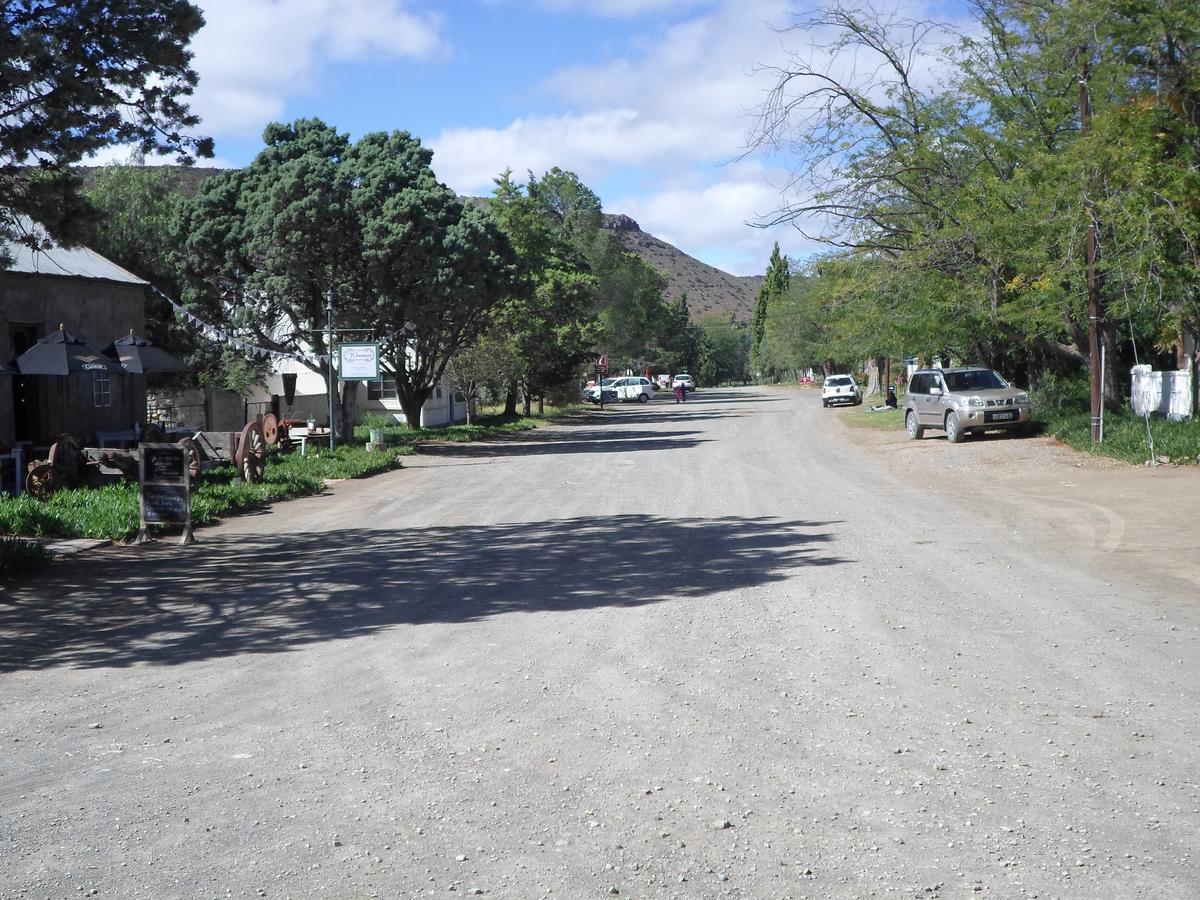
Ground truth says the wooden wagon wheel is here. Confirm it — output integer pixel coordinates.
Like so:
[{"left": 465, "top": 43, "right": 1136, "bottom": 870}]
[
  {"left": 48, "top": 434, "right": 84, "bottom": 488},
  {"left": 235, "top": 421, "right": 267, "bottom": 483},
  {"left": 176, "top": 437, "right": 201, "bottom": 487},
  {"left": 261, "top": 412, "right": 279, "bottom": 446},
  {"left": 25, "top": 463, "right": 62, "bottom": 500}
]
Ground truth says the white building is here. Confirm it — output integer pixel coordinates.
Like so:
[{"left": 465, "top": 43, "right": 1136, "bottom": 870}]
[{"left": 257, "top": 358, "right": 465, "bottom": 429}]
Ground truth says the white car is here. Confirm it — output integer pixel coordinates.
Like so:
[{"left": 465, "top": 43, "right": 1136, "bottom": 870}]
[
  {"left": 611, "top": 376, "right": 654, "bottom": 403},
  {"left": 821, "top": 374, "right": 861, "bottom": 407},
  {"left": 584, "top": 378, "right": 618, "bottom": 403},
  {"left": 671, "top": 373, "right": 696, "bottom": 391}
]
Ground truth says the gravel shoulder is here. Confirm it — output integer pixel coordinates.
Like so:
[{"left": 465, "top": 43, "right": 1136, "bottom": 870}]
[
  {"left": 2, "top": 387, "right": 1198, "bottom": 899},
  {"left": 823, "top": 394, "right": 1200, "bottom": 602}
]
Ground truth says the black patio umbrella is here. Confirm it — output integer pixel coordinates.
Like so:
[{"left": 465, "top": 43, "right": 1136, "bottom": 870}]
[
  {"left": 15, "top": 326, "right": 121, "bottom": 376},
  {"left": 104, "top": 331, "right": 191, "bottom": 374}
]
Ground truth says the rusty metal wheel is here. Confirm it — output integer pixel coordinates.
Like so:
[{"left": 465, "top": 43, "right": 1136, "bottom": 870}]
[
  {"left": 48, "top": 435, "right": 83, "bottom": 488},
  {"left": 25, "top": 463, "right": 62, "bottom": 500},
  {"left": 176, "top": 437, "right": 201, "bottom": 487},
  {"left": 235, "top": 421, "right": 267, "bottom": 483},
  {"left": 261, "top": 412, "right": 279, "bottom": 446}
]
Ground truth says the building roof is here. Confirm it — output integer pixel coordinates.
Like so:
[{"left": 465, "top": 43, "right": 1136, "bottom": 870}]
[{"left": 2, "top": 214, "right": 147, "bottom": 286}]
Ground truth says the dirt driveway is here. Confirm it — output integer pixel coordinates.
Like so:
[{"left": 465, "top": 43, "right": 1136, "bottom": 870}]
[{"left": 830, "top": 403, "right": 1200, "bottom": 601}]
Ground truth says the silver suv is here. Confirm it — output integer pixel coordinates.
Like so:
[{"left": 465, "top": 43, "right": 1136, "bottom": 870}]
[{"left": 904, "top": 367, "right": 1033, "bottom": 443}]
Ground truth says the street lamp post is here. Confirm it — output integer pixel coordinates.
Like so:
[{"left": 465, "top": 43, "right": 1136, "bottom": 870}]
[{"left": 326, "top": 287, "right": 337, "bottom": 451}]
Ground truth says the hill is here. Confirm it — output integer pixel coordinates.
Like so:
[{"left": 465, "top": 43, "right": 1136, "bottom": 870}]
[
  {"left": 77, "top": 166, "right": 762, "bottom": 323},
  {"left": 602, "top": 214, "right": 762, "bottom": 325}
]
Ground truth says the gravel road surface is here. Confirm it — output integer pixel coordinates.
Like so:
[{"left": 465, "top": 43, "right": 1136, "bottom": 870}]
[{"left": 2, "top": 387, "right": 1198, "bottom": 899}]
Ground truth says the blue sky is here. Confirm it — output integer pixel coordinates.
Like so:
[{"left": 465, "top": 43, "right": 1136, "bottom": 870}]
[{"left": 96, "top": 1, "right": 960, "bottom": 276}]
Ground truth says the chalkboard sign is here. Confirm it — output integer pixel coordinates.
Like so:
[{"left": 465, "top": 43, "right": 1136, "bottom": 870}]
[
  {"left": 138, "top": 443, "right": 193, "bottom": 544},
  {"left": 143, "top": 446, "right": 187, "bottom": 483},
  {"left": 141, "top": 483, "right": 189, "bottom": 523}
]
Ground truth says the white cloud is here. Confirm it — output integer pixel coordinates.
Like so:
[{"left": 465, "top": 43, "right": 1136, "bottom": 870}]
[
  {"left": 431, "top": 0, "right": 793, "bottom": 191},
  {"left": 429, "top": 0, "right": 802, "bottom": 273},
  {"left": 611, "top": 162, "right": 826, "bottom": 276},
  {"left": 190, "top": 0, "right": 447, "bottom": 136},
  {"left": 527, "top": 0, "right": 708, "bottom": 15},
  {"left": 83, "top": 144, "right": 235, "bottom": 169}
]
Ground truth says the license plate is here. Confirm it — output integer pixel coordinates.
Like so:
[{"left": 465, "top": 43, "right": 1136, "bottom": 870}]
[{"left": 988, "top": 411, "right": 1015, "bottom": 422}]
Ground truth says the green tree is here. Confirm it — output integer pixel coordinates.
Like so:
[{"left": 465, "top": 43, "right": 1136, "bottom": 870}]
[
  {"left": 1, "top": 1, "right": 211, "bottom": 259},
  {"left": 488, "top": 169, "right": 601, "bottom": 414},
  {"left": 172, "top": 119, "right": 517, "bottom": 433},
  {"left": 697, "top": 314, "right": 748, "bottom": 386},
  {"left": 751, "top": 243, "right": 790, "bottom": 379},
  {"left": 81, "top": 164, "right": 264, "bottom": 394}
]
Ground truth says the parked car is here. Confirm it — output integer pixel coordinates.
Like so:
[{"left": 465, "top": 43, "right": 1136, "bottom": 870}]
[
  {"left": 584, "top": 378, "right": 618, "bottom": 404},
  {"left": 904, "top": 367, "right": 1033, "bottom": 443},
  {"left": 611, "top": 376, "right": 654, "bottom": 403},
  {"left": 671, "top": 373, "right": 696, "bottom": 391},
  {"left": 821, "top": 374, "right": 861, "bottom": 407}
]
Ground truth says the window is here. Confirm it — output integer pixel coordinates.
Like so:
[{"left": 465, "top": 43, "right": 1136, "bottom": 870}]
[
  {"left": 435, "top": 386, "right": 443, "bottom": 400},
  {"left": 92, "top": 372, "right": 112, "bottom": 408},
  {"left": 367, "top": 379, "right": 397, "bottom": 401}
]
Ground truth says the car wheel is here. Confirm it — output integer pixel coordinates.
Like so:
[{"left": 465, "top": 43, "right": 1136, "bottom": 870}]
[
  {"left": 946, "top": 410, "right": 966, "bottom": 443},
  {"left": 905, "top": 410, "right": 924, "bottom": 440},
  {"left": 638, "top": 393, "right": 649, "bottom": 403}
]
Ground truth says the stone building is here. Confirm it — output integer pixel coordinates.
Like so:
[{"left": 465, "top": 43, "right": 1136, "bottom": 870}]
[{"left": 1, "top": 218, "right": 148, "bottom": 446}]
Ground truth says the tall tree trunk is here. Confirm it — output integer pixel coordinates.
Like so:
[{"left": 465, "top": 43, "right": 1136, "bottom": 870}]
[
  {"left": 522, "top": 386, "right": 531, "bottom": 417},
  {"left": 339, "top": 381, "right": 358, "bottom": 442},
  {"left": 395, "top": 378, "right": 430, "bottom": 430},
  {"left": 882, "top": 357, "right": 891, "bottom": 391},
  {"left": 503, "top": 382, "right": 518, "bottom": 416},
  {"left": 537, "top": 396, "right": 544, "bottom": 416}
]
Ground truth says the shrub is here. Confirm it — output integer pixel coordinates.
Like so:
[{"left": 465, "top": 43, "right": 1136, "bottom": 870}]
[{"left": 0, "top": 536, "right": 52, "bottom": 578}]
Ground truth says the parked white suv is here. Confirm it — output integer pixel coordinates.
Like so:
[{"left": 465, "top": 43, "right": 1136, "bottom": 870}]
[
  {"left": 821, "top": 375, "right": 861, "bottom": 407},
  {"left": 611, "top": 376, "right": 654, "bottom": 403},
  {"left": 671, "top": 373, "right": 695, "bottom": 391}
]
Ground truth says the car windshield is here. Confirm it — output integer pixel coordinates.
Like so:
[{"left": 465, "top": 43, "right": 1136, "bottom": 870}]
[
  {"left": 600, "top": 378, "right": 617, "bottom": 386},
  {"left": 943, "top": 370, "right": 1008, "bottom": 391}
]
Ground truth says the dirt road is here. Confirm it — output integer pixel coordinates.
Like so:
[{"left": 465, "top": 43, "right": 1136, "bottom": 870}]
[{"left": 2, "top": 387, "right": 1198, "bottom": 898}]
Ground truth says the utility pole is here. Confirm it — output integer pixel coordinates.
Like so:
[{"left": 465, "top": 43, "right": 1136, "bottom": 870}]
[
  {"left": 1079, "top": 65, "right": 1104, "bottom": 445},
  {"left": 326, "top": 286, "right": 337, "bottom": 451}
]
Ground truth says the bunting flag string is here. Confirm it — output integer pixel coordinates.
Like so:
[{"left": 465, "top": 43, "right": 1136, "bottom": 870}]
[{"left": 152, "top": 287, "right": 331, "bottom": 367}]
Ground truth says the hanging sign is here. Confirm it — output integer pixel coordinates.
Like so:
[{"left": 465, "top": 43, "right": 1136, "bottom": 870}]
[{"left": 339, "top": 342, "right": 380, "bottom": 380}]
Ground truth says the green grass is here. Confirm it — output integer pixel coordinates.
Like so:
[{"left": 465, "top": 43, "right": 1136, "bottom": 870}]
[
  {"left": 1036, "top": 405, "right": 1200, "bottom": 465},
  {"left": 839, "top": 399, "right": 906, "bottom": 430},
  {"left": 0, "top": 444, "right": 413, "bottom": 542},
  {"left": 0, "top": 536, "right": 52, "bottom": 579}
]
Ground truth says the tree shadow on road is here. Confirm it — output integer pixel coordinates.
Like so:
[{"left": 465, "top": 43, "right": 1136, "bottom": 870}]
[
  {"left": 0, "top": 515, "right": 847, "bottom": 671},
  {"left": 416, "top": 428, "right": 708, "bottom": 459}
]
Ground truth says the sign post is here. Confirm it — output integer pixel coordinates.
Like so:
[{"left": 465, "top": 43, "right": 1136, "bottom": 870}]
[{"left": 137, "top": 443, "right": 193, "bottom": 545}]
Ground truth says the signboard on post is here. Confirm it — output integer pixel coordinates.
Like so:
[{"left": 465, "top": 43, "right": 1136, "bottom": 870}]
[
  {"left": 339, "top": 342, "right": 380, "bottom": 381},
  {"left": 137, "top": 443, "right": 193, "bottom": 544}
]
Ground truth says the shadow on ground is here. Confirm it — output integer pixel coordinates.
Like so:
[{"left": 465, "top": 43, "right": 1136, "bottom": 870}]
[
  {"left": 0, "top": 515, "right": 846, "bottom": 671},
  {"left": 417, "top": 428, "right": 708, "bottom": 458}
]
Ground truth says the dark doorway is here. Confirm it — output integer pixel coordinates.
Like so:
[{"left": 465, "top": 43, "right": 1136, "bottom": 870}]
[{"left": 10, "top": 324, "right": 40, "bottom": 441}]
